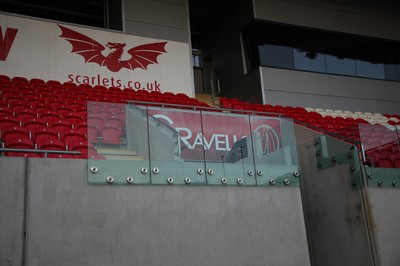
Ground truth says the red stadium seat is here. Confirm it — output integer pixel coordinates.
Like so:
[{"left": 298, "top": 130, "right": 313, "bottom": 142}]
[
  {"left": 46, "top": 153, "right": 75, "bottom": 159},
  {"left": 77, "top": 122, "right": 99, "bottom": 143},
  {"left": 99, "top": 123, "right": 123, "bottom": 144},
  {"left": 392, "top": 155, "right": 400, "bottom": 168},
  {"left": 54, "top": 105, "right": 75, "bottom": 116},
  {"left": 49, "top": 120, "right": 73, "bottom": 132},
  {"left": 0, "top": 99, "right": 8, "bottom": 108},
  {"left": 22, "top": 117, "right": 48, "bottom": 130},
  {"left": 14, "top": 109, "right": 37, "bottom": 120},
  {"left": 36, "top": 139, "right": 68, "bottom": 158},
  {"left": 32, "top": 127, "right": 59, "bottom": 143},
  {"left": 4, "top": 136, "right": 34, "bottom": 149},
  {"left": 0, "top": 116, "right": 20, "bottom": 129},
  {"left": 0, "top": 107, "right": 13, "bottom": 116},
  {"left": 61, "top": 129, "right": 86, "bottom": 145},
  {"left": 47, "top": 80, "right": 62, "bottom": 87},
  {"left": 12, "top": 76, "right": 29, "bottom": 84},
  {"left": 1, "top": 91, "right": 19, "bottom": 101},
  {"left": 106, "top": 103, "right": 124, "bottom": 114},
  {"left": 63, "top": 112, "right": 85, "bottom": 126},
  {"left": 68, "top": 140, "right": 97, "bottom": 158},
  {"left": 1, "top": 125, "right": 30, "bottom": 143},
  {"left": 63, "top": 81, "right": 78, "bottom": 88},
  {"left": 78, "top": 84, "right": 93, "bottom": 90},
  {"left": 4, "top": 137, "right": 37, "bottom": 157},
  {"left": 31, "top": 102, "right": 52, "bottom": 113},
  {"left": 9, "top": 100, "right": 30, "bottom": 111},
  {"left": 105, "top": 116, "right": 125, "bottom": 128},
  {"left": 48, "top": 100, "right": 65, "bottom": 109},
  {"left": 38, "top": 110, "right": 61, "bottom": 123},
  {"left": 30, "top": 78, "right": 45, "bottom": 85},
  {"left": 36, "top": 139, "right": 66, "bottom": 150},
  {"left": 0, "top": 74, "right": 11, "bottom": 83},
  {"left": 376, "top": 158, "right": 394, "bottom": 168}
]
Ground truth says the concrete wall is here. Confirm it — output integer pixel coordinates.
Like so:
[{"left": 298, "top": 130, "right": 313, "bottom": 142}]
[
  {"left": 123, "top": 0, "right": 189, "bottom": 43},
  {"left": 368, "top": 189, "right": 400, "bottom": 265},
  {"left": 1, "top": 157, "right": 311, "bottom": 266},
  {"left": 0, "top": 158, "right": 26, "bottom": 266},
  {"left": 261, "top": 67, "right": 400, "bottom": 113},
  {"left": 297, "top": 138, "right": 375, "bottom": 265},
  {"left": 252, "top": 0, "right": 400, "bottom": 41}
]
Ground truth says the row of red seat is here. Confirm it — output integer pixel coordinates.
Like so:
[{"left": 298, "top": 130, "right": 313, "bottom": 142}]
[
  {"left": 0, "top": 75, "right": 207, "bottom": 158},
  {"left": 1, "top": 75, "right": 399, "bottom": 168},
  {"left": 0, "top": 75, "right": 208, "bottom": 107},
  {"left": 219, "top": 97, "right": 400, "bottom": 168}
]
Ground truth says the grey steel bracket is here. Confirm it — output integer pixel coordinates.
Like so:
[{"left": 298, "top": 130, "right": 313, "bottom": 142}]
[
  {"left": 88, "top": 160, "right": 151, "bottom": 185},
  {"left": 314, "top": 136, "right": 362, "bottom": 188},
  {"left": 87, "top": 159, "right": 300, "bottom": 187},
  {"left": 256, "top": 171, "right": 301, "bottom": 187},
  {"left": 365, "top": 167, "right": 400, "bottom": 188}
]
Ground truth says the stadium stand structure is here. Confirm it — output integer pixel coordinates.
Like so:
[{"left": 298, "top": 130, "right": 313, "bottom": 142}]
[{"left": 1, "top": 1, "right": 400, "bottom": 264}]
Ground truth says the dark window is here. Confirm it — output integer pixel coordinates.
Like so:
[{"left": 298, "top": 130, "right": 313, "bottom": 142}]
[
  {"left": 242, "top": 20, "right": 400, "bottom": 81},
  {"left": 0, "top": 0, "right": 123, "bottom": 30}
]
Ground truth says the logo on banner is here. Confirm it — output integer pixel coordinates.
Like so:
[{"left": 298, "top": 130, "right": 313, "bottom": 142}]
[
  {"left": 58, "top": 25, "right": 167, "bottom": 72},
  {"left": 253, "top": 124, "right": 280, "bottom": 154},
  {"left": 0, "top": 27, "right": 18, "bottom": 61}
]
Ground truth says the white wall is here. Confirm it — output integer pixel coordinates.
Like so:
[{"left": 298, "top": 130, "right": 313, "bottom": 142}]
[
  {"left": 0, "top": 13, "right": 194, "bottom": 96},
  {"left": 123, "top": 0, "right": 189, "bottom": 43},
  {"left": 261, "top": 67, "right": 400, "bottom": 113},
  {"left": 252, "top": 0, "right": 400, "bottom": 41}
]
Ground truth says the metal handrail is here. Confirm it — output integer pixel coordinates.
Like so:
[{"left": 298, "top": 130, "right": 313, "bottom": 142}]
[{"left": 0, "top": 148, "right": 81, "bottom": 157}]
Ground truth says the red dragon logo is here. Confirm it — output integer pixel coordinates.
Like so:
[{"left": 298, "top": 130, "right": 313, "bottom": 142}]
[{"left": 58, "top": 25, "right": 167, "bottom": 72}]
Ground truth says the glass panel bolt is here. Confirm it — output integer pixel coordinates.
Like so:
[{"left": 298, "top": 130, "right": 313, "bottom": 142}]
[
  {"left": 140, "top": 167, "right": 148, "bottom": 174},
  {"left": 90, "top": 166, "right": 98, "bottom": 173},
  {"left": 367, "top": 173, "right": 373, "bottom": 179},
  {"left": 207, "top": 169, "right": 215, "bottom": 175},
  {"left": 197, "top": 168, "right": 204, "bottom": 175},
  {"left": 269, "top": 179, "right": 275, "bottom": 185},
  {"left": 184, "top": 177, "right": 192, "bottom": 184},
  {"left": 377, "top": 180, "right": 383, "bottom": 187},
  {"left": 247, "top": 170, "right": 254, "bottom": 176},
  {"left": 167, "top": 177, "right": 174, "bottom": 184},
  {"left": 256, "top": 170, "right": 263, "bottom": 176},
  {"left": 106, "top": 176, "right": 114, "bottom": 184},
  {"left": 283, "top": 179, "right": 290, "bottom": 185},
  {"left": 221, "top": 178, "right": 228, "bottom": 184},
  {"left": 392, "top": 180, "right": 397, "bottom": 187},
  {"left": 236, "top": 178, "right": 243, "bottom": 185},
  {"left": 152, "top": 167, "right": 160, "bottom": 174},
  {"left": 126, "top": 176, "right": 134, "bottom": 183},
  {"left": 293, "top": 171, "right": 300, "bottom": 177}
]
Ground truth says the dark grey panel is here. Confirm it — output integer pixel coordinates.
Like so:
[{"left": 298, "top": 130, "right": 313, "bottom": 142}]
[{"left": 25, "top": 159, "right": 310, "bottom": 266}]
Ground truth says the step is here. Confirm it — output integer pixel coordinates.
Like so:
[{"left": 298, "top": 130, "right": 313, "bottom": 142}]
[
  {"left": 102, "top": 155, "right": 145, "bottom": 160},
  {"left": 195, "top": 93, "right": 220, "bottom": 107},
  {"left": 97, "top": 148, "right": 138, "bottom": 156}
]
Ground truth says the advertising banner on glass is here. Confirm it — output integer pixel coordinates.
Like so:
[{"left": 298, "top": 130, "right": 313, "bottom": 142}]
[{"left": 149, "top": 109, "right": 283, "bottom": 162}]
